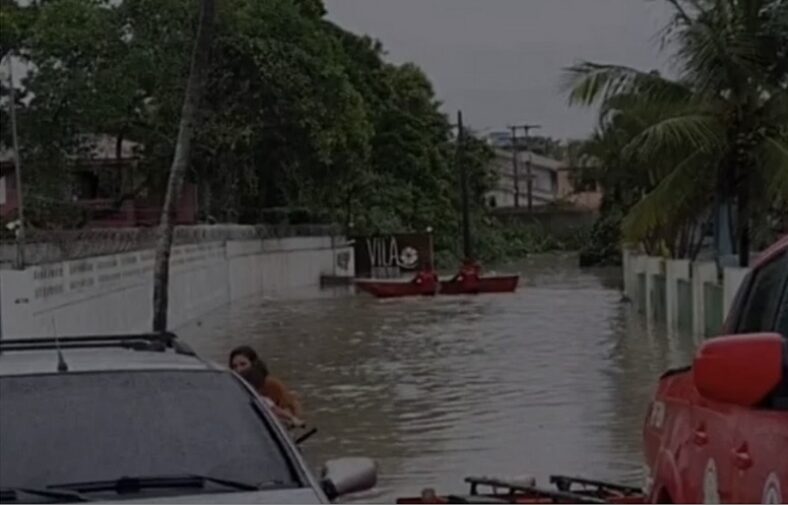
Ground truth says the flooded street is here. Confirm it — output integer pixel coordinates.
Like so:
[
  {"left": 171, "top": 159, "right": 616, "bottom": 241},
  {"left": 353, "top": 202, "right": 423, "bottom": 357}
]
[{"left": 181, "top": 254, "right": 698, "bottom": 502}]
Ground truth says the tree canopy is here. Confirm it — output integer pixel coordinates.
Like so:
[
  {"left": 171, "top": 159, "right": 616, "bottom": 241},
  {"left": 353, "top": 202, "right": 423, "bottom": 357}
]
[
  {"left": 564, "top": 0, "right": 788, "bottom": 264},
  {"left": 1, "top": 0, "right": 498, "bottom": 261}
]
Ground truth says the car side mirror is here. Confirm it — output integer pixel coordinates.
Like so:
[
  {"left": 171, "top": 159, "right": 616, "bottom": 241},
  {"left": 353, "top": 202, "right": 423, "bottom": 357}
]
[
  {"left": 693, "top": 333, "right": 784, "bottom": 407},
  {"left": 320, "top": 457, "right": 377, "bottom": 501}
]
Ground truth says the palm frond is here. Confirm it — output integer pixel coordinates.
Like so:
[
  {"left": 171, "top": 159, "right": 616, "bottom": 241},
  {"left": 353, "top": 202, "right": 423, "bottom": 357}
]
[
  {"left": 672, "top": 0, "right": 774, "bottom": 96},
  {"left": 622, "top": 111, "right": 723, "bottom": 161},
  {"left": 621, "top": 149, "right": 713, "bottom": 244},
  {"left": 598, "top": 84, "right": 704, "bottom": 125},
  {"left": 560, "top": 62, "right": 690, "bottom": 107}
]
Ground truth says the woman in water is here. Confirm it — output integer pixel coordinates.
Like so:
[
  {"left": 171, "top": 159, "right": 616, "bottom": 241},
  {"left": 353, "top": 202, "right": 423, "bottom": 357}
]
[{"left": 229, "top": 346, "right": 304, "bottom": 426}]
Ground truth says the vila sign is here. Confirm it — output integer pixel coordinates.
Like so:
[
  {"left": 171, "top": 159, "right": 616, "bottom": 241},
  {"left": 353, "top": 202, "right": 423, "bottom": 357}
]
[{"left": 353, "top": 233, "right": 433, "bottom": 278}]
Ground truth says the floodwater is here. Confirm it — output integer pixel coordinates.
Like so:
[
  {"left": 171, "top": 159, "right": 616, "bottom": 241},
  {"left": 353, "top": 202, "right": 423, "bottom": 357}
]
[{"left": 181, "top": 253, "right": 699, "bottom": 502}]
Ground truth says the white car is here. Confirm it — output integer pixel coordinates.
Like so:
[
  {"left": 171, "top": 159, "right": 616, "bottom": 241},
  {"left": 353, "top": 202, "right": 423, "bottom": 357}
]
[{"left": 0, "top": 333, "right": 377, "bottom": 503}]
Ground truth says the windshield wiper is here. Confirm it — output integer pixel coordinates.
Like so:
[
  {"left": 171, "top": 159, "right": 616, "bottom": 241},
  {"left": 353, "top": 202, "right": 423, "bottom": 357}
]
[
  {"left": 0, "top": 486, "right": 89, "bottom": 503},
  {"left": 48, "top": 475, "right": 287, "bottom": 494}
]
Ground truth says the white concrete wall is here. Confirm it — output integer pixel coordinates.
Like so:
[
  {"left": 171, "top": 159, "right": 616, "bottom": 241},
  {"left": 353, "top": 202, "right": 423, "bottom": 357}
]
[
  {"left": 622, "top": 249, "right": 633, "bottom": 299},
  {"left": 0, "top": 237, "right": 352, "bottom": 338},
  {"left": 628, "top": 253, "right": 648, "bottom": 312},
  {"left": 645, "top": 256, "right": 664, "bottom": 322},
  {"left": 690, "top": 261, "right": 718, "bottom": 337},
  {"left": 722, "top": 267, "right": 750, "bottom": 319},
  {"left": 622, "top": 253, "right": 752, "bottom": 339},
  {"left": 665, "top": 259, "right": 690, "bottom": 332}
]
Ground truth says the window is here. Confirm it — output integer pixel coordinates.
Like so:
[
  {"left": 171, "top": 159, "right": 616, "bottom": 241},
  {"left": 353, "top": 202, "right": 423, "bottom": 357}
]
[
  {"left": 736, "top": 253, "right": 788, "bottom": 334},
  {"left": 0, "top": 370, "right": 299, "bottom": 492},
  {"left": 776, "top": 276, "right": 788, "bottom": 338}
]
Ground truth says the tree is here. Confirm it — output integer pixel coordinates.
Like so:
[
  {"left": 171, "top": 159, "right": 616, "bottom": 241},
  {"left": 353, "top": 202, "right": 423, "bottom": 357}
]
[
  {"left": 2, "top": 0, "right": 501, "bottom": 269},
  {"left": 152, "top": 0, "right": 215, "bottom": 332},
  {"left": 563, "top": 0, "right": 788, "bottom": 266}
]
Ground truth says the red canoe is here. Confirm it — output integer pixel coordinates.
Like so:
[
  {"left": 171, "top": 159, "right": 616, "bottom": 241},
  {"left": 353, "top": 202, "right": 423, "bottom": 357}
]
[
  {"left": 354, "top": 270, "right": 439, "bottom": 298},
  {"left": 440, "top": 274, "right": 519, "bottom": 295},
  {"left": 439, "top": 261, "right": 519, "bottom": 295}
]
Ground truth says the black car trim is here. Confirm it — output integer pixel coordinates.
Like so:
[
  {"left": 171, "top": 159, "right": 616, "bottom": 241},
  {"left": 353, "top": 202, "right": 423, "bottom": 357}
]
[
  {"left": 735, "top": 252, "right": 788, "bottom": 335},
  {"left": 659, "top": 366, "right": 692, "bottom": 380}
]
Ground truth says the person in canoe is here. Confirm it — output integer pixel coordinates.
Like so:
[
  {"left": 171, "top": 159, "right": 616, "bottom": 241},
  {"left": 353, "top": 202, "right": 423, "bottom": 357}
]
[{"left": 229, "top": 345, "right": 304, "bottom": 428}]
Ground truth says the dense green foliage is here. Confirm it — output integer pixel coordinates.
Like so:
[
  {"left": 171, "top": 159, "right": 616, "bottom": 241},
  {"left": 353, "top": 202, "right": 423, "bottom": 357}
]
[
  {"left": 565, "top": 0, "right": 788, "bottom": 264},
  {"left": 0, "top": 0, "right": 514, "bottom": 263}
]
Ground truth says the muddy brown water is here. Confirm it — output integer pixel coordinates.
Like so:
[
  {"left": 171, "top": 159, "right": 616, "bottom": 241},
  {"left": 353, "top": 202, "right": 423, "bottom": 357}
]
[{"left": 181, "top": 253, "right": 698, "bottom": 502}]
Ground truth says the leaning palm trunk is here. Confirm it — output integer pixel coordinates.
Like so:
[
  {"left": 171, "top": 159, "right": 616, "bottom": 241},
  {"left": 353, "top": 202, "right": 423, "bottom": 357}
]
[{"left": 152, "top": 0, "right": 216, "bottom": 332}]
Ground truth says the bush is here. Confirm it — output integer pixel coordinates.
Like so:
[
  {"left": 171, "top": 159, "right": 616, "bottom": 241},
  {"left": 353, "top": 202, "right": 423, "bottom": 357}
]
[{"left": 579, "top": 210, "right": 623, "bottom": 267}]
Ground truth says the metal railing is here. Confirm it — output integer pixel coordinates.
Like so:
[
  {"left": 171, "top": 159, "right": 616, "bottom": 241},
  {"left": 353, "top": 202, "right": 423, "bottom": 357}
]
[{"left": 0, "top": 224, "right": 343, "bottom": 267}]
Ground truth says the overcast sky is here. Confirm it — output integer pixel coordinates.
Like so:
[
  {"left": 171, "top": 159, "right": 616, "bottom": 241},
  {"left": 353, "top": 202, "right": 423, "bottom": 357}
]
[{"left": 324, "top": 0, "right": 676, "bottom": 141}]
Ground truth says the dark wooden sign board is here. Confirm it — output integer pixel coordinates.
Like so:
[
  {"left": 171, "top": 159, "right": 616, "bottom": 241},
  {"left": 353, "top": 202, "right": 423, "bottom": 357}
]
[{"left": 351, "top": 233, "right": 433, "bottom": 279}]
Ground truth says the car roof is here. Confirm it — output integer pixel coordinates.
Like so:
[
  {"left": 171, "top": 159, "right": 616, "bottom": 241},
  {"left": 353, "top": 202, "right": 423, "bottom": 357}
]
[{"left": 0, "top": 340, "right": 222, "bottom": 378}]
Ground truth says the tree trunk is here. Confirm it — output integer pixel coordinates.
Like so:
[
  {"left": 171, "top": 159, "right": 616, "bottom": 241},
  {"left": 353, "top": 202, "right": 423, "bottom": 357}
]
[
  {"left": 152, "top": 0, "right": 215, "bottom": 332},
  {"left": 738, "top": 167, "right": 750, "bottom": 267}
]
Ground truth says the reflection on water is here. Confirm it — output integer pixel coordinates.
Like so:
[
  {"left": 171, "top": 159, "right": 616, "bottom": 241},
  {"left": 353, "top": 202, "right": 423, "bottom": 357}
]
[{"left": 181, "top": 253, "right": 697, "bottom": 502}]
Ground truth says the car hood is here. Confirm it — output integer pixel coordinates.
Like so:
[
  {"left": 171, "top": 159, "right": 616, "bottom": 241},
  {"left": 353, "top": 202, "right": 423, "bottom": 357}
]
[{"left": 122, "top": 488, "right": 325, "bottom": 504}]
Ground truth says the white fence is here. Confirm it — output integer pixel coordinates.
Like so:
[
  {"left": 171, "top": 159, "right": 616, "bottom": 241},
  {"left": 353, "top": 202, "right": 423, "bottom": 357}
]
[
  {"left": 0, "top": 224, "right": 343, "bottom": 267},
  {"left": 622, "top": 250, "right": 750, "bottom": 338},
  {"left": 0, "top": 236, "right": 353, "bottom": 338}
]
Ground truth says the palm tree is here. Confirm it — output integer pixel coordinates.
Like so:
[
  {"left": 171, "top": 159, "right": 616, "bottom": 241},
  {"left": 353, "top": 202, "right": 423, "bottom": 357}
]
[{"left": 563, "top": 0, "right": 788, "bottom": 266}]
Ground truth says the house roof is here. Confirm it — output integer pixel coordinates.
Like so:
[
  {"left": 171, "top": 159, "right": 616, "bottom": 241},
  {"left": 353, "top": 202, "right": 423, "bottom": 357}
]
[
  {"left": 0, "top": 135, "right": 141, "bottom": 166},
  {"left": 0, "top": 148, "right": 13, "bottom": 164},
  {"left": 493, "top": 148, "right": 565, "bottom": 172},
  {"left": 76, "top": 134, "right": 140, "bottom": 160}
]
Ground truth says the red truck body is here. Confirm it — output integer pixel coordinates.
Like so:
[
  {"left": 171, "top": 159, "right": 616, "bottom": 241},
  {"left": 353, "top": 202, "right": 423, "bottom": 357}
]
[{"left": 643, "top": 236, "right": 788, "bottom": 503}]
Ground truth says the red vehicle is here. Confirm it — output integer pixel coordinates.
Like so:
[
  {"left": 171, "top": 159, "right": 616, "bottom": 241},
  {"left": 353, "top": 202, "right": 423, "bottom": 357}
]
[{"left": 643, "top": 235, "right": 788, "bottom": 503}]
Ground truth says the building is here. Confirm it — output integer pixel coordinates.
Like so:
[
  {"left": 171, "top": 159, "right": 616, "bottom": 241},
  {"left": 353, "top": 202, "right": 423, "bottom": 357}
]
[
  {"left": 0, "top": 136, "right": 197, "bottom": 228},
  {"left": 486, "top": 147, "right": 602, "bottom": 212},
  {"left": 486, "top": 148, "right": 559, "bottom": 209}
]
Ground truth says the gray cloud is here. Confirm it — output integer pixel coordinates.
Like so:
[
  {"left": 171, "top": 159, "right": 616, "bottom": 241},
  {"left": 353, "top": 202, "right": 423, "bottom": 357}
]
[{"left": 325, "top": 0, "right": 675, "bottom": 140}]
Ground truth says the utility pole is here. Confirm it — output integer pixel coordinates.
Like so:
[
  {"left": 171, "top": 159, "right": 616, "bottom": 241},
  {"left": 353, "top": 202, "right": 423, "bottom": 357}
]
[
  {"left": 509, "top": 126, "right": 520, "bottom": 208},
  {"left": 508, "top": 124, "right": 541, "bottom": 211},
  {"left": 7, "top": 56, "right": 26, "bottom": 269},
  {"left": 457, "top": 110, "right": 472, "bottom": 261}
]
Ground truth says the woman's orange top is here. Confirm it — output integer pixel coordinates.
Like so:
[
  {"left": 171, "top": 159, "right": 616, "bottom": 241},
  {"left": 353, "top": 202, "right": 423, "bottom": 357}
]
[{"left": 258, "top": 376, "right": 303, "bottom": 418}]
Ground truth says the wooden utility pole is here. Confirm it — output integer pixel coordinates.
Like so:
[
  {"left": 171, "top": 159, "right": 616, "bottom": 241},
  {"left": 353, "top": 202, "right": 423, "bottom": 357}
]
[
  {"left": 457, "top": 111, "right": 472, "bottom": 261},
  {"left": 7, "top": 56, "right": 26, "bottom": 269},
  {"left": 508, "top": 124, "right": 541, "bottom": 211},
  {"left": 510, "top": 126, "right": 520, "bottom": 208},
  {"left": 152, "top": 0, "right": 216, "bottom": 332}
]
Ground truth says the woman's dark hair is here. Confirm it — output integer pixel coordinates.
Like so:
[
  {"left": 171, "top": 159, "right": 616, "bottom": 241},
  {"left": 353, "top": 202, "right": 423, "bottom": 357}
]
[
  {"left": 229, "top": 345, "right": 269, "bottom": 389},
  {"left": 229, "top": 345, "right": 259, "bottom": 368},
  {"left": 239, "top": 360, "right": 269, "bottom": 389}
]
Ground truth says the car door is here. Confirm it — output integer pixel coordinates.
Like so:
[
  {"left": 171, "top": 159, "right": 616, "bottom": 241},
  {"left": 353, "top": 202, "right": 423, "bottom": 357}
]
[
  {"left": 684, "top": 380, "right": 740, "bottom": 502},
  {"left": 684, "top": 252, "right": 788, "bottom": 503},
  {"left": 730, "top": 252, "right": 788, "bottom": 503}
]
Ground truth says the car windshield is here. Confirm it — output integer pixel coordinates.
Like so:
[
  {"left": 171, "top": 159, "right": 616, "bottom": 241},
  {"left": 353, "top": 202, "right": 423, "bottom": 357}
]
[{"left": 0, "top": 370, "right": 300, "bottom": 494}]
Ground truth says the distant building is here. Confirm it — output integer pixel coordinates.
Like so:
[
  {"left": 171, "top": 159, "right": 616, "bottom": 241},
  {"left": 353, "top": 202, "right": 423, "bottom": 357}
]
[
  {"left": 487, "top": 131, "right": 513, "bottom": 149},
  {"left": 0, "top": 136, "right": 197, "bottom": 227},
  {"left": 486, "top": 148, "right": 602, "bottom": 212}
]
